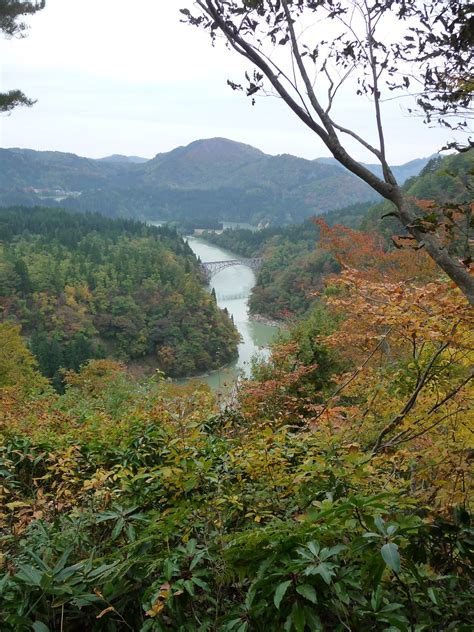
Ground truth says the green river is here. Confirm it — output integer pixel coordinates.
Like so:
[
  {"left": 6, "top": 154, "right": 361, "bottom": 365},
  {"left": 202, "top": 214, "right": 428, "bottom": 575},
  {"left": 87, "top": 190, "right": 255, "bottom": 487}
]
[{"left": 185, "top": 236, "right": 279, "bottom": 391}]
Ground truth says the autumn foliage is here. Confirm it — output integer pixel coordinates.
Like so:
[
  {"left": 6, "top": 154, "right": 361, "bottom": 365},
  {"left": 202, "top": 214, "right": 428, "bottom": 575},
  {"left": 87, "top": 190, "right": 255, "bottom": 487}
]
[{"left": 1, "top": 221, "right": 472, "bottom": 630}]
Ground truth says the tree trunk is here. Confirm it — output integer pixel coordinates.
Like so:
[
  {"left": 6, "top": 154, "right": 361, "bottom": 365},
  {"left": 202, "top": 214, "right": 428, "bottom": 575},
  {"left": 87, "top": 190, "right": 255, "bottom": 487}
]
[{"left": 393, "top": 191, "right": 474, "bottom": 305}]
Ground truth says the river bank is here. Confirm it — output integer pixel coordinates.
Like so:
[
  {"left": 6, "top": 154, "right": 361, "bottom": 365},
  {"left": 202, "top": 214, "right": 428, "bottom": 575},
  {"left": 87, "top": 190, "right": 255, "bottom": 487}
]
[
  {"left": 249, "top": 313, "right": 286, "bottom": 329},
  {"left": 182, "top": 236, "right": 280, "bottom": 391}
]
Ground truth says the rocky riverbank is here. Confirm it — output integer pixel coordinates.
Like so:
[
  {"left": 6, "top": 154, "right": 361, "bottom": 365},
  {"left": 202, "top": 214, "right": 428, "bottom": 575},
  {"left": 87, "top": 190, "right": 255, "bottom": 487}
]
[{"left": 249, "top": 313, "right": 285, "bottom": 329}]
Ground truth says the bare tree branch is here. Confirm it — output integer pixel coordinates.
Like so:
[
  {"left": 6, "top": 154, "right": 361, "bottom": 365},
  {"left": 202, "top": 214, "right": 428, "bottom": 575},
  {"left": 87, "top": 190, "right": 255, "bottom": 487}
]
[{"left": 372, "top": 342, "right": 450, "bottom": 453}]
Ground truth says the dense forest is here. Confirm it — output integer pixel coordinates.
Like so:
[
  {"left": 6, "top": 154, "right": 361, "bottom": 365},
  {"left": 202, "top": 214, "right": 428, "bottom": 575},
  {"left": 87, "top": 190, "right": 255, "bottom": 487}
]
[{"left": 0, "top": 207, "right": 239, "bottom": 385}]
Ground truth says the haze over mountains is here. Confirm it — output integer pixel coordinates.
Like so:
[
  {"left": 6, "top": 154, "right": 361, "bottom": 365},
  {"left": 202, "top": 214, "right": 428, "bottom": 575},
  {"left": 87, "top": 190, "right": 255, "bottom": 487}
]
[{"left": 0, "top": 138, "right": 432, "bottom": 225}]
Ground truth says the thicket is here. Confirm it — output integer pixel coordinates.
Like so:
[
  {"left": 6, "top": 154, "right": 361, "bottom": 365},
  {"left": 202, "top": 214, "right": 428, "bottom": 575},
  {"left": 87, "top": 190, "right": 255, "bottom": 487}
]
[
  {"left": 1, "top": 211, "right": 472, "bottom": 630},
  {"left": 0, "top": 207, "right": 239, "bottom": 386}
]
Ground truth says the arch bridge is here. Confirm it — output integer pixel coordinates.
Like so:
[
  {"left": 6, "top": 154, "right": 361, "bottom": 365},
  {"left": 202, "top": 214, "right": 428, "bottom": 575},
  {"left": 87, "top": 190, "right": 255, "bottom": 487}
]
[{"left": 200, "top": 258, "right": 263, "bottom": 280}]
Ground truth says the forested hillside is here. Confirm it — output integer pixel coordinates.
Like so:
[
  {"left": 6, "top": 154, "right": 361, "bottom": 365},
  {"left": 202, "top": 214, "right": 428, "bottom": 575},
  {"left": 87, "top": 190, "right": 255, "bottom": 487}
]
[
  {"left": 0, "top": 207, "right": 239, "bottom": 385},
  {"left": 0, "top": 139, "right": 429, "bottom": 225},
  {"left": 203, "top": 151, "right": 473, "bottom": 320}
]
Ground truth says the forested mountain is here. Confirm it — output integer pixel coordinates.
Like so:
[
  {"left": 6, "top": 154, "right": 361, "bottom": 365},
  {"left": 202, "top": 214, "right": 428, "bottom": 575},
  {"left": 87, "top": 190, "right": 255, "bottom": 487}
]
[
  {"left": 204, "top": 150, "right": 473, "bottom": 320},
  {"left": 314, "top": 155, "right": 434, "bottom": 184},
  {"left": 0, "top": 207, "right": 239, "bottom": 386},
  {"left": 0, "top": 138, "right": 430, "bottom": 225},
  {"left": 99, "top": 154, "right": 148, "bottom": 164}
]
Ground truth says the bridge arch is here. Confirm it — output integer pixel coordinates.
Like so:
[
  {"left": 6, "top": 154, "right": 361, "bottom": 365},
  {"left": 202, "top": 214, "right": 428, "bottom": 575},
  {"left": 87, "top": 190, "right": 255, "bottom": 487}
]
[{"left": 200, "top": 258, "right": 263, "bottom": 280}]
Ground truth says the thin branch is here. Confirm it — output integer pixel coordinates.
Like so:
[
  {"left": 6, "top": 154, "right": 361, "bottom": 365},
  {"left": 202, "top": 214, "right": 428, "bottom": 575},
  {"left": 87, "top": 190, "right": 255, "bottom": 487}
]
[
  {"left": 310, "top": 327, "right": 393, "bottom": 424},
  {"left": 427, "top": 371, "right": 474, "bottom": 416},
  {"left": 323, "top": 62, "right": 355, "bottom": 115},
  {"left": 386, "top": 407, "right": 467, "bottom": 448},
  {"left": 257, "top": 44, "right": 313, "bottom": 118},
  {"left": 363, "top": 0, "right": 395, "bottom": 185},
  {"left": 281, "top": 0, "right": 338, "bottom": 139},
  {"left": 372, "top": 342, "right": 450, "bottom": 453},
  {"left": 326, "top": 117, "right": 383, "bottom": 160}
]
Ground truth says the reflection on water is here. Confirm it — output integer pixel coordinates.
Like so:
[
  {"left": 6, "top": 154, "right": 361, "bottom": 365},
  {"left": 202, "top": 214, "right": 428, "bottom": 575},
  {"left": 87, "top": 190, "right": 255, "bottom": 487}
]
[{"left": 182, "top": 236, "right": 279, "bottom": 392}]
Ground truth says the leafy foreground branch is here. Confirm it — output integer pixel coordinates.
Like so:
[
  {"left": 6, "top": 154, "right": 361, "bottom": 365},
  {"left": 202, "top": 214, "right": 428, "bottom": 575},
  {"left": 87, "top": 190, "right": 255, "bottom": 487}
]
[{"left": 0, "top": 371, "right": 472, "bottom": 631}]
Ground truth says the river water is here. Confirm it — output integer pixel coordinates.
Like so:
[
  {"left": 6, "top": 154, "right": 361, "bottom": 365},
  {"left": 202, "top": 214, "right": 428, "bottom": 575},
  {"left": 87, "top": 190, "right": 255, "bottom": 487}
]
[{"left": 185, "top": 236, "right": 279, "bottom": 391}]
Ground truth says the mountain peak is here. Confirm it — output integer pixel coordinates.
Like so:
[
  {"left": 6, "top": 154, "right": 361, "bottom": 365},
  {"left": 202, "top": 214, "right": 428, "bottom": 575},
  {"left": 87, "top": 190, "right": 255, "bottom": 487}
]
[
  {"left": 169, "top": 137, "right": 265, "bottom": 161},
  {"left": 98, "top": 154, "right": 148, "bottom": 164}
]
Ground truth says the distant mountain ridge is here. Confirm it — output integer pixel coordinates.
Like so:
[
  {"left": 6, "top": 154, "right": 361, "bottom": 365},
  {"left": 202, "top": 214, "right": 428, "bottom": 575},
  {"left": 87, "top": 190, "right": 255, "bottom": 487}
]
[
  {"left": 0, "top": 138, "right": 431, "bottom": 224},
  {"left": 313, "top": 155, "right": 435, "bottom": 185}
]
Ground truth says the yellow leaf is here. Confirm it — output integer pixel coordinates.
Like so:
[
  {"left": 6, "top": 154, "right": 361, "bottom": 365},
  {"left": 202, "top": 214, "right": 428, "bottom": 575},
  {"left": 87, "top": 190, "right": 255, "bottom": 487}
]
[{"left": 146, "top": 600, "right": 165, "bottom": 618}]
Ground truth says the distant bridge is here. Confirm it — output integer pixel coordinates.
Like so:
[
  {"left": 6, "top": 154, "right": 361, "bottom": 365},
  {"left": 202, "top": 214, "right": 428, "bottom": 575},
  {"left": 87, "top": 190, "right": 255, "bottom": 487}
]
[{"left": 200, "top": 258, "right": 263, "bottom": 280}]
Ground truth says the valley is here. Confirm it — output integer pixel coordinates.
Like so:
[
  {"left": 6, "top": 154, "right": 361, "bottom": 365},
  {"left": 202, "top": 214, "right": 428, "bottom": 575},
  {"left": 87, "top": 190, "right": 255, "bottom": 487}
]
[{"left": 182, "top": 236, "right": 279, "bottom": 391}]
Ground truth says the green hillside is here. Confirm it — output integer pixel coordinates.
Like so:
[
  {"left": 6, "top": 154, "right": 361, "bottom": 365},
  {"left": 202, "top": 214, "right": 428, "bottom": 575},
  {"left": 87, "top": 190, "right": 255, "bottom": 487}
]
[
  {"left": 203, "top": 150, "right": 473, "bottom": 320},
  {"left": 0, "top": 138, "right": 411, "bottom": 224},
  {"left": 0, "top": 207, "right": 239, "bottom": 387}
]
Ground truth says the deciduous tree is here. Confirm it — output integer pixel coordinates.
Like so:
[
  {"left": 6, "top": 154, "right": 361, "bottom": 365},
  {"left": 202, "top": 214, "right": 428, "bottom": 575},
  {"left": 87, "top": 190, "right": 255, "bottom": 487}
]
[{"left": 182, "top": 0, "right": 474, "bottom": 303}]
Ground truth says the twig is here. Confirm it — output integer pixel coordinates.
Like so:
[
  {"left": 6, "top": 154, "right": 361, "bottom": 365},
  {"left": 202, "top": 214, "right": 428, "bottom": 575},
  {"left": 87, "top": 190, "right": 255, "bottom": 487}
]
[
  {"left": 372, "top": 342, "right": 449, "bottom": 453},
  {"left": 311, "top": 328, "right": 393, "bottom": 424}
]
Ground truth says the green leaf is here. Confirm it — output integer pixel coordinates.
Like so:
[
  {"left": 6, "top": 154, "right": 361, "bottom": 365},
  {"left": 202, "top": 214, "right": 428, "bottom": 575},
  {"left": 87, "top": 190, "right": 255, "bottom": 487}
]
[
  {"left": 16, "top": 565, "right": 43, "bottom": 587},
  {"left": 52, "top": 547, "right": 72, "bottom": 574},
  {"left": 111, "top": 517, "right": 125, "bottom": 540},
  {"left": 125, "top": 522, "right": 136, "bottom": 542},
  {"left": 32, "top": 623, "right": 50, "bottom": 632},
  {"left": 296, "top": 583, "right": 317, "bottom": 604},
  {"left": 291, "top": 602, "right": 306, "bottom": 632},
  {"left": 375, "top": 515, "right": 386, "bottom": 534},
  {"left": 363, "top": 532, "right": 382, "bottom": 539},
  {"left": 184, "top": 579, "right": 195, "bottom": 596},
  {"left": 427, "top": 587, "right": 438, "bottom": 604},
  {"left": 381, "top": 602, "right": 403, "bottom": 613},
  {"left": 88, "top": 561, "right": 119, "bottom": 579},
  {"left": 307, "top": 541, "right": 320, "bottom": 557},
  {"left": 163, "top": 559, "right": 174, "bottom": 581},
  {"left": 55, "top": 562, "right": 84, "bottom": 583},
  {"left": 326, "top": 544, "right": 347, "bottom": 557},
  {"left": 192, "top": 576, "right": 209, "bottom": 591},
  {"left": 225, "top": 619, "right": 245, "bottom": 631},
  {"left": 305, "top": 562, "right": 334, "bottom": 584},
  {"left": 186, "top": 539, "right": 197, "bottom": 556},
  {"left": 381, "top": 543, "right": 401, "bottom": 573},
  {"left": 274, "top": 579, "right": 292, "bottom": 609}
]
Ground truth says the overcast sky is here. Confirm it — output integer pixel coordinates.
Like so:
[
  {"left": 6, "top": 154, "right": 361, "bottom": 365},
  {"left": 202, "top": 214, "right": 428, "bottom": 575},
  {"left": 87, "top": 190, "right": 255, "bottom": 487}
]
[{"left": 0, "top": 0, "right": 467, "bottom": 163}]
